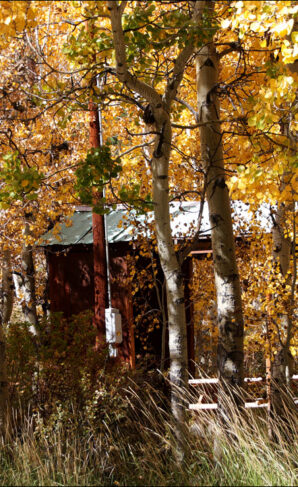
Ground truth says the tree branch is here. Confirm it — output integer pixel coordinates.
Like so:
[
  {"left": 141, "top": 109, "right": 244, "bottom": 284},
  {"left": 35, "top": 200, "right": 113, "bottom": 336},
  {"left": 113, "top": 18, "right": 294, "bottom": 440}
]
[
  {"left": 163, "top": 3, "right": 205, "bottom": 108},
  {"left": 178, "top": 177, "right": 207, "bottom": 264},
  {"left": 175, "top": 97, "right": 199, "bottom": 119},
  {"left": 163, "top": 45, "right": 195, "bottom": 108},
  {"left": 218, "top": 42, "right": 242, "bottom": 59},
  {"left": 108, "top": 1, "right": 161, "bottom": 105},
  {"left": 116, "top": 141, "right": 154, "bottom": 159}
]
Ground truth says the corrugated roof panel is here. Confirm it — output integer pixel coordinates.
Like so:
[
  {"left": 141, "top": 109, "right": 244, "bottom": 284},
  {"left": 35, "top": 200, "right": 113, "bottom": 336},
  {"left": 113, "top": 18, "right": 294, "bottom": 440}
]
[
  {"left": 42, "top": 212, "right": 92, "bottom": 246},
  {"left": 42, "top": 202, "right": 271, "bottom": 246}
]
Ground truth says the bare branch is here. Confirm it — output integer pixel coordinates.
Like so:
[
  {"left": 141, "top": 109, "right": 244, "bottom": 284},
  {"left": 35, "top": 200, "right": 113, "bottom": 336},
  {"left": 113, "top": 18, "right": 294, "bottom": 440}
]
[
  {"left": 218, "top": 42, "right": 242, "bottom": 59},
  {"left": 163, "top": 45, "right": 195, "bottom": 108},
  {"left": 175, "top": 97, "right": 199, "bottom": 119},
  {"left": 116, "top": 141, "right": 154, "bottom": 159}
]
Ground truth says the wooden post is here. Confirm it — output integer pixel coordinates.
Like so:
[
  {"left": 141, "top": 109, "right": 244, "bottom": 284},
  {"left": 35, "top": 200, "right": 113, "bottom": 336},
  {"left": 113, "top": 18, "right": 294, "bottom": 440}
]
[
  {"left": 266, "top": 356, "right": 272, "bottom": 412},
  {"left": 265, "top": 293, "right": 273, "bottom": 437},
  {"left": 127, "top": 279, "right": 136, "bottom": 369},
  {"left": 89, "top": 99, "right": 108, "bottom": 348},
  {"left": 265, "top": 294, "right": 272, "bottom": 410},
  {"left": 183, "top": 257, "right": 195, "bottom": 377}
]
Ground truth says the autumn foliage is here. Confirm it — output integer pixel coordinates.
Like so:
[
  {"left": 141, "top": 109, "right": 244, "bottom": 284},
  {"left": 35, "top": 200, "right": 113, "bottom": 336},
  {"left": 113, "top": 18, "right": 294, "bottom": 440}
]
[{"left": 0, "top": 1, "right": 296, "bottom": 471}]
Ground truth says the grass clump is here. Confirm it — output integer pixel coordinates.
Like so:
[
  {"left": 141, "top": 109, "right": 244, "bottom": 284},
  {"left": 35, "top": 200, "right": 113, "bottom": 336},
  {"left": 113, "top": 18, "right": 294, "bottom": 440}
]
[
  {"left": 2, "top": 317, "right": 297, "bottom": 485},
  {"left": 0, "top": 381, "right": 296, "bottom": 486}
]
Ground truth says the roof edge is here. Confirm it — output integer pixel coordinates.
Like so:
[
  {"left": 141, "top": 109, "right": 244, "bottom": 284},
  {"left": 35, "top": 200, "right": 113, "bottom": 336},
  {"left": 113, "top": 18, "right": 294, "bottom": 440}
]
[{"left": 75, "top": 205, "right": 92, "bottom": 212}]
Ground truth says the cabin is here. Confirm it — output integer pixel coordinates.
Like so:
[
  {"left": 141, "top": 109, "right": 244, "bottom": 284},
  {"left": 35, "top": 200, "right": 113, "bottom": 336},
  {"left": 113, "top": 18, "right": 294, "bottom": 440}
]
[{"left": 42, "top": 201, "right": 266, "bottom": 372}]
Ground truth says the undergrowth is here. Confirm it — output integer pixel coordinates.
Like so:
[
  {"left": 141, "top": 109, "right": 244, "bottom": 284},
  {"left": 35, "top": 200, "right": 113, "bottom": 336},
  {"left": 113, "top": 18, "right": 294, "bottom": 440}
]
[
  {"left": 1, "top": 315, "right": 297, "bottom": 486},
  {"left": 0, "top": 383, "right": 296, "bottom": 486}
]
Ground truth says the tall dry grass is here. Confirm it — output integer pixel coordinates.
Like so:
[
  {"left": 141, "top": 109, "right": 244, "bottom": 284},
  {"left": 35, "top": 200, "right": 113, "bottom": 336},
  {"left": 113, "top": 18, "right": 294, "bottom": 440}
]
[{"left": 0, "top": 379, "right": 296, "bottom": 486}]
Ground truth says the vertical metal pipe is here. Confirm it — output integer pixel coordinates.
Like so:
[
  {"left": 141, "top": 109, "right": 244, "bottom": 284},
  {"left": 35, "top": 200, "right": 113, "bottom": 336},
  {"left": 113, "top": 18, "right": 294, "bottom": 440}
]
[{"left": 96, "top": 75, "right": 112, "bottom": 310}]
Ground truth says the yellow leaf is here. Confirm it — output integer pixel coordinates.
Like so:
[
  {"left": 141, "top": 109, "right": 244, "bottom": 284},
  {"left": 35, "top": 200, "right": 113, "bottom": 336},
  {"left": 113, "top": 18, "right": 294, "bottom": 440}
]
[
  {"left": 21, "top": 180, "right": 29, "bottom": 187},
  {"left": 250, "top": 22, "right": 261, "bottom": 32},
  {"left": 272, "top": 19, "right": 294, "bottom": 38},
  {"left": 221, "top": 19, "right": 231, "bottom": 29}
]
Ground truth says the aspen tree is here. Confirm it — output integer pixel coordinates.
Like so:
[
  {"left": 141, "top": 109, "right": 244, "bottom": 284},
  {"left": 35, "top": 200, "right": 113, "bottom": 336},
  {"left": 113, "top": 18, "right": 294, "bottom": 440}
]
[
  {"left": 195, "top": 1, "right": 244, "bottom": 403},
  {"left": 1, "top": 249, "right": 14, "bottom": 324},
  {"left": 107, "top": 2, "right": 203, "bottom": 454},
  {"left": 13, "top": 217, "right": 39, "bottom": 335},
  {"left": 270, "top": 16, "right": 297, "bottom": 423}
]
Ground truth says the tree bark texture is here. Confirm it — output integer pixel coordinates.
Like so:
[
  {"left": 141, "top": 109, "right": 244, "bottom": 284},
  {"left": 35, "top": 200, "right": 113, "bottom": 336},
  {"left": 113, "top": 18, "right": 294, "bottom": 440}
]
[
  {"left": 13, "top": 220, "right": 39, "bottom": 335},
  {"left": 0, "top": 252, "right": 9, "bottom": 434},
  {"left": 270, "top": 198, "right": 296, "bottom": 422},
  {"left": 107, "top": 1, "right": 198, "bottom": 436},
  {"left": 151, "top": 113, "right": 188, "bottom": 405},
  {"left": 0, "top": 323, "right": 8, "bottom": 435},
  {"left": 270, "top": 18, "right": 297, "bottom": 419},
  {"left": 1, "top": 250, "right": 14, "bottom": 324},
  {"left": 195, "top": 4, "right": 244, "bottom": 397}
]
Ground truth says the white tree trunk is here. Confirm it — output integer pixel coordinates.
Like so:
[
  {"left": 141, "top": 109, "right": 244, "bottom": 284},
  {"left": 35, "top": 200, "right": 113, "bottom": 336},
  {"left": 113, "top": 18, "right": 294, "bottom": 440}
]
[
  {"left": 267, "top": 16, "right": 297, "bottom": 436},
  {"left": 0, "top": 252, "right": 9, "bottom": 433},
  {"left": 195, "top": 26, "right": 244, "bottom": 396},
  {"left": 151, "top": 113, "right": 188, "bottom": 410},
  {"left": 1, "top": 250, "right": 14, "bottom": 324},
  {"left": 13, "top": 221, "right": 38, "bottom": 335},
  {"left": 107, "top": 2, "right": 199, "bottom": 454},
  {"left": 272, "top": 204, "right": 292, "bottom": 278},
  {"left": 270, "top": 15, "right": 297, "bottom": 413},
  {"left": 270, "top": 200, "right": 295, "bottom": 421},
  {"left": 0, "top": 323, "right": 8, "bottom": 434}
]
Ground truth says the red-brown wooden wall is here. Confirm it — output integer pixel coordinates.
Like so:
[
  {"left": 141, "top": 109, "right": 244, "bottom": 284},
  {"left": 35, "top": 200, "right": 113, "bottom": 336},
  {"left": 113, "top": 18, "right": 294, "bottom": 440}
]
[{"left": 45, "top": 241, "right": 209, "bottom": 372}]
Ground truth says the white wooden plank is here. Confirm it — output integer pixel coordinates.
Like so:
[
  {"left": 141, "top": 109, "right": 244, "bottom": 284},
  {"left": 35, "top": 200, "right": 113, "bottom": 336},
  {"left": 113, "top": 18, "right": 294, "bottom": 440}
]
[
  {"left": 189, "top": 378, "right": 218, "bottom": 385},
  {"left": 189, "top": 401, "right": 268, "bottom": 410},
  {"left": 245, "top": 401, "right": 268, "bottom": 409},
  {"left": 189, "top": 403, "right": 217, "bottom": 410},
  {"left": 189, "top": 398, "right": 298, "bottom": 411},
  {"left": 189, "top": 375, "right": 298, "bottom": 386},
  {"left": 244, "top": 377, "right": 264, "bottom": 383}
]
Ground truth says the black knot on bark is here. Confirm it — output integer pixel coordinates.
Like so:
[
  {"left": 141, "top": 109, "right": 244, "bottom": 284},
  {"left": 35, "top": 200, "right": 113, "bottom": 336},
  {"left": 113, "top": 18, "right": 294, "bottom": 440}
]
[
  {"left": 216, "top": 177, "right": 227, "bottom": 188},
  {"left": 210, "top": 213, "right": 222, "bottom": 225},
  {"left": 143, "top": 104, "right": 155, "bottom": 125},
  {"left": 206, "top": 91, "right": 212, "bottom": 104},
  {"left": 228, "top": 273, "right": 239, "bottom": 282},
  {"left": 203, "top": 58, "right": 215, "bottom": 68}
]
